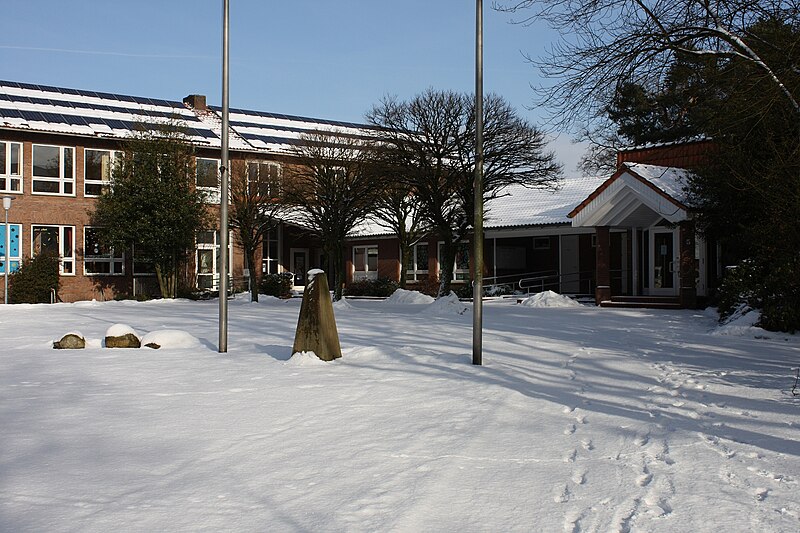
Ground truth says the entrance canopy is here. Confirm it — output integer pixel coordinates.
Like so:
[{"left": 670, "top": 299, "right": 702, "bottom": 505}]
[{"left": 568, "top": 163, "right": 693, "bottom": 227}]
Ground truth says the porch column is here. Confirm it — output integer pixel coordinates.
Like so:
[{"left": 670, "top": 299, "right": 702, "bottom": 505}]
[
  {"left": 631, "top": 227, "right": 639, "bottom": 296},
  {"left": 679, "top": 221, "right": 697, "bottom": 308},
  {"left": 595, "top": 226, "right": 611, "bottom": 304}
]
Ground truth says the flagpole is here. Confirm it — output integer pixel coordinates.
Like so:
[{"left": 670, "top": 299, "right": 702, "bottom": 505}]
[
  {"left": 473, "top": 0, "right": 484, "bottom": 366},
  {"left": 219, "top": 0, "right": 230, "bottom": 352}
]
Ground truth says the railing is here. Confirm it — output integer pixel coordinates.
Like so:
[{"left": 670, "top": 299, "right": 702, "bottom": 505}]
[
  {"left": 518, "top": 270, "right": 595, "bottom": 296},
  {"left": 484, "top": 268, "right": 632, "bottom": 297}
]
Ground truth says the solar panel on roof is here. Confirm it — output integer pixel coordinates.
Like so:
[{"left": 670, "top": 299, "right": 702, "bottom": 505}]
[
  {"left": 20, "top": 110, "right": 45, "bottom": 122},
  {"left": 40, "top": 112, "right": 67, "bottom": 123},
  {"left": 0, "top": 80, "right": 21, "bottom": 89},
  {"left": 0, "top": 108, "right": 23, "bottom": 119},
  {"left": 103, "top": 119, "right": 127, "bottom": 130},
  {"left": 63, "top": 115, "right": 89, "bottom": 126},
  {"left": 18, "top": 82, "right": 41, "bottom": 91},
  {"left": 57, "top": 87, "right": 81, "bottom": 96},
  {"left": 75, "top": 89, "right": 100, "bottom": 98},
  {"left": 131, "top": 95, "right": 153, "bottom": 106}
]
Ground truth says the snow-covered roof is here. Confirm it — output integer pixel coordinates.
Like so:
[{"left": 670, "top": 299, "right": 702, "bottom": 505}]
[
  {"left": 484, "top": 176, "right": 607, "bottom": 228},
  {"left": 218, "top": 106, "right": 377, "bottom": 154},
  {"left": 348, "top": 176, "right": 606, "bottom": 238},
  {"left": 569, "top": 163, "right": 694, "bottom": 227},
  {"left": 0, "top": 80, "right": 217, "bottom": 145},
  {"left": 623, "top": 162, "right": 692, "bottom": 204},
  {"left": 0, "top": 80, "right": 373, "bottom": 154}
]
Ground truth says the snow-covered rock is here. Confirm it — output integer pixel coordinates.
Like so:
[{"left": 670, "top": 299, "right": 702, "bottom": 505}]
[
  {"left": 519, "top": 290, "right": 583, "bottom": 308},
  {"left": 105, "top": 323, "right": 138, "bottom": 338},
  {"left": 419, "top": 292, "right": 469, "bottom": 316},
  {"left": 140, "top": 329, "right": 202, "bottom": 349},
  {"left": 385, "top": 289, "right": 435, "bottom": 304},
  {"left": 712, "top": 305, "right": 768, "bottom": 337}
]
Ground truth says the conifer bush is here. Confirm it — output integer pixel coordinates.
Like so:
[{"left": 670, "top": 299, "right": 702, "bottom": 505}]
[
  {"left": 9, "top": 253, "right": 60, "bottom": 304},
  {"left": 259, "top": 272, "right": 293, "bottom": 299},
  {"left": 344, "top": 277, "right": 399, "bottom": 297}
]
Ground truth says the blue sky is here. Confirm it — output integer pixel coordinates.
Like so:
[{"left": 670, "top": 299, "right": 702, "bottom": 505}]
[{"left": 2, "top": 1, "right": 585, "bottom": 170}]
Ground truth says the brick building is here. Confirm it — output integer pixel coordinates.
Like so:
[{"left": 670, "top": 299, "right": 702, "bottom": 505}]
[{"left": 0, "top": 80, "right": 719, "bottom": 306}]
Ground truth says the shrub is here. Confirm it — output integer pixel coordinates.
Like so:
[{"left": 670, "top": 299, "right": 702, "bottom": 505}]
[
  {"left": 454, "top": 283, "right": 473, "bottom": 299},
  {"left": 717, "top": 258, "right": 800, "bottom": 333},
  {"left": 260, "top": 272, "right": 293, "bottom": 298},
  {"left": 9, "top": 253, "right": 60, "bottom": 304},
  {"left": 344, "top": 277, "right": 399, "bottom": 297},
  {"left": 410, "top": 276, "right": 440, "bottom": 297}
]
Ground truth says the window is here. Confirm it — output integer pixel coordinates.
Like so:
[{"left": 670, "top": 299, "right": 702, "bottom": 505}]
[
  {"left": 32, "top": 225, "right": 75, "bottom": 275},
  {"left": 196, "top": 158, "right": 219, "bottom": 188},
  {"left": 406, "top": 242, "right": 429, "bottom": 281},
  {"left": 83, "top": 227, "right": 124, "bottom": 275},
  {"left": 196, "top": 230, "right": 232, "bottom": 290},
  {"left": 0, "top": 223, "right": 21, "bottom": 275},
  {"left": 132, "top": 245, "right": 156, "bottom": 276},
  {"left": 0, "top": 141, "right": 22, "bottom": 193},
  {"left": 262, "top": 228, "right": 280, "bottom": 275},
  {"left": 353, "top": 245, "right": 378, "bottom": 281},
  {"left": 438, "top": 242, "right": 470, "bottom": 281},
  {"left": 533, "top": 237, "right": 551, "bottom": 250},
  {"left": 32, "top": 145, "right": 74, "bottom": 195},
  {"left": 84, "top": 149, "right": 118, "bottom": 197},
  {"left": 247, "top": 161, "right": 282, "bottom": 197}
]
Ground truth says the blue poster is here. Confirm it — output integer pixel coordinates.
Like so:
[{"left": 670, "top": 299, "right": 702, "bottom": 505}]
[{"left": 0, "top": 224, "right": 20, "bottom": 274}]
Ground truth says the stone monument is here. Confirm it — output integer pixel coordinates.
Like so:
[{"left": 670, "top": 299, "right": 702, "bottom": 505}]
[{"left": 292, "top": 269, "right": 342, "bottom": 361}]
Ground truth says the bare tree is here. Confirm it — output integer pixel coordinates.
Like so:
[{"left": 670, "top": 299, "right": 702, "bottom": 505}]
[
  {"left": 285, "top": 132, "right": 380, "bottom": 301},
  {"left": 494, "top": 0, "right": 800, "bottom": 132},
  {"left": 370, "top": 178, "right": 431, "bottom": 290},
  {"left": 228, "top": 159, "right": 284, "bottom": 302},
  {"left": 367, "top": 89, "right": 561, "bottom": 297}
]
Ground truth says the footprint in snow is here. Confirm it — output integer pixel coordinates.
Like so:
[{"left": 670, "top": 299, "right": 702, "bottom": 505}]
[
  {"left": 564, "top": 424, "right": 576, "bottom": 435},
  {"left": 553, "top": 483, "right": 570, "bottom": 503}
]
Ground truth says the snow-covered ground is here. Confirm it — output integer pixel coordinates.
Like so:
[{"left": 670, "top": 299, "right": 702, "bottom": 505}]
[{"left": 1, "top": 294, "right": 798, "bottom": 532}]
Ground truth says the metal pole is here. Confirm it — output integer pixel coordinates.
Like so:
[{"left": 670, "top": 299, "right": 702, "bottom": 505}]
[
  {"left": 3, "top": 197, "right": 10, "bottom": 304},
  {"left": 473, "top": 0, "right": 484, "bottom": 366},
  {"left": 218, "top": 0, "right": 230, "bottom": 352}
]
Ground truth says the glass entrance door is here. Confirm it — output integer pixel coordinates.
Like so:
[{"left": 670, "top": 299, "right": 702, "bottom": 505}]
[
  {"left": 649, "top": 229, "right": 678, "bottom": 295},
  {"left": 291, "top": 249, "right": 308, "bottom": 286}
]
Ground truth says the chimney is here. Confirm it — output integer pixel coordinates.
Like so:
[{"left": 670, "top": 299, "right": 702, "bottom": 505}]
[{"left": 183, "top": 94, "right": 207, "bottom": 111}]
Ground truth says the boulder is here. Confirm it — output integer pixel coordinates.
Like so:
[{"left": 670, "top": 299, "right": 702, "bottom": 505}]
[
  {"left": 144, "top": 342, "right": 161, "bottom": 349},
  {"left": 105, "top": 333, "right": 141, "bottom": 348},
  {"left": 292, "top": 270, "right": 342, "bottom": 361},
  {"left": 53, "top": 333, "right": 85, "bottom": 349}
]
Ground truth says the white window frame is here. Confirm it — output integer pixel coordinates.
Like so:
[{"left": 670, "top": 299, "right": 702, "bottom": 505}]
[
  {"left": 196, "top": 157, "right": 220, "bottom": 203},
  {"left": 196, "top": 229, "right": 233, "bottom": 291},
  {"left": 31, "top": 224, "right": 75, "bottom": 275},
  {"left": 0, "top": 141, "right": 22, "bottom": 193},
  {"left": 438, "top": 241, "right": 470, "bottom": 281},
  {"left": 247, "top": 161, "right": 282, "bottom": 198},
  {"left": 32, "top": 144, "right": 75, "bottom": 196},
  {"left": 353, "top": 244, "right": 378, "bottom": 281},
  {"left": 406, "top": 242, "right": 429, "bottom": 282},
  {"left": 83, "top": 227, "right": 124, "bottom": 276},
  {"left": 262, "top": 227, "right": 281, "bottom": 275},
  {"left": 0, "top": 222, "right": 21, "bottom": 275},
  {"left": 84, "top": 149, "right": 119, "bottom": 197}
]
